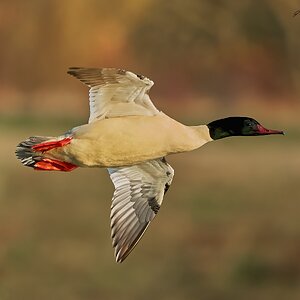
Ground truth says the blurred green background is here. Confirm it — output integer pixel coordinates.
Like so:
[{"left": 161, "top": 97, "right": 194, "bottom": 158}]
[{"left": 1, "top": 1, "right": 300, "bottom": 299}]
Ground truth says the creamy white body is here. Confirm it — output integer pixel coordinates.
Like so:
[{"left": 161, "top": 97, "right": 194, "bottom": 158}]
[{"left": 46, "top": 113, "right": 212, "bottom": 167}]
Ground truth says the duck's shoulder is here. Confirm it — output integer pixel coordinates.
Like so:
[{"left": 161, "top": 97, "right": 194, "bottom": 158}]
[{"left": 91, "top": 112, "right": 183, "bottom": 127}]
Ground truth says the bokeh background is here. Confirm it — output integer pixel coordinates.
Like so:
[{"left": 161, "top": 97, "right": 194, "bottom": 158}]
[{"left": 1, "top": 1, "right": 300, "bottom": 299}]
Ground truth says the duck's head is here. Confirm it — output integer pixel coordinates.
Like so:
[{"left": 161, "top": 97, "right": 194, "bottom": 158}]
[{"left": 207, "top": 117, "right": 284, "bottom": 140}]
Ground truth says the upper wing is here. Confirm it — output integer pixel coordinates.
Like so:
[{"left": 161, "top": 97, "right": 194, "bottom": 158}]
[
  {"left": 108, "top": 158, "right": 174, "bottom": 263},
  {"left": 67, "top": 67, "right": 159, "bottom": 122}
]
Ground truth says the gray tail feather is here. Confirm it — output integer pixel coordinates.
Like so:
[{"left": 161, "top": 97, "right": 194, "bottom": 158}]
[{"left": 15, "top": 136, "right": 53, "bottom": 168}]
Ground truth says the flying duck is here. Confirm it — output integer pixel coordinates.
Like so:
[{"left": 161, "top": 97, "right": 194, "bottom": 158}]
[{"left": 16, "top": 68, "right": 284, "bottom": 262}]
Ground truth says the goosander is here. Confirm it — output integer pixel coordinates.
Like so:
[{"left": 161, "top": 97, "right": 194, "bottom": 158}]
[{"left": 16, "top": 68, "right": 284, "bottom": 262}]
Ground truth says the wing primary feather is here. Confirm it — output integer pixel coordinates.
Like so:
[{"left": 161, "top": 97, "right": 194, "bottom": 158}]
[
  {"left": 111, "top": 202, "right": 134, "bottom": 225},
  {"left": 115, "top": 223, "right": 150, "bottom": 263},
  {"left": 112, "top": 217, "right": 138, "bottom": 244},
  {"left": 111, "top": 207, "right": 135, "bottom": 232},
  {"left": 108, "top": 159, "right": 174, "bottom": 263},
  {"left": 112, "top": 212, "right": 137, "bottom": 238},
  {"left": 67, "top": 67, "right": 158, "bottom": 121}
]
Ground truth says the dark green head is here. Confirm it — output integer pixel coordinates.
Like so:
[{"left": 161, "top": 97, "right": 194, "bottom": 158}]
[{"left": 207, "top": 117, "right": 284, "bottom": 140}]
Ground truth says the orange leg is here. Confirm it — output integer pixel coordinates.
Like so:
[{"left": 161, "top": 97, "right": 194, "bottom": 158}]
[
  {"left": 34, "top": 158, "right": 77, "bottom": 171},
  {"left": 32, "top": 137, "right": 72, "bottom": 153}
]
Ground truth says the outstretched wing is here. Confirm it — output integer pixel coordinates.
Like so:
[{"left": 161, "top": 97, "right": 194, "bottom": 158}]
[
  {"left": 108, "top": 158, "right": 174, "bottom": 263},
  {"left": 68, "top": 67, "right": 159, "bottom": 122}
]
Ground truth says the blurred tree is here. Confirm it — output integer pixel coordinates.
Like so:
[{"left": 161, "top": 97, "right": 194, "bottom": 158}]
[
  {"left": 130, "top": 0, "right": 294, "bottom": 101},
  {"left": 129, "top": 0, "right": 222, "bottom": 98},
  {"left": 235, "top": 0, "right": 292, "bottom": 98},
  {"left": 0, "top": 0, "right": 299, "bottom": 111}
]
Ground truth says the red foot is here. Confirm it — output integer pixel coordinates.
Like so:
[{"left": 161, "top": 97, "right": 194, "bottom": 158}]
[
  {"left": 34, "top": 158, "right": 77, "bottom": 171},
  {"left": 32, "top": 137, "right": 72, "bottom": 153}
]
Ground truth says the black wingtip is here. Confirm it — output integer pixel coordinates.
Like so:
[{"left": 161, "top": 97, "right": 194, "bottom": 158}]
[{"left": 67, "top": 67, "right": 81, "bottom": 76}]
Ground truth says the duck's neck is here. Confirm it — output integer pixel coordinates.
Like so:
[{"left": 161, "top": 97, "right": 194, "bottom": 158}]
[
  {"left": 190, "top": 125, "right": 213, "bottom": 145},
  {"left": 206, "top": 126, "right": 232, "bottom": 140}
]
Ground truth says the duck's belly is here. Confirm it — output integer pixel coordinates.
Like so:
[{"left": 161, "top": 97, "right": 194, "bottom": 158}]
[{"left": 48, "top": 113, "right": 200, "bottom": 168}]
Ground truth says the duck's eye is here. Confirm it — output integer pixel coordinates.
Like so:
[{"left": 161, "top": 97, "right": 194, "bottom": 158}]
[{"left": 244, "top": 121, "right": 252, "bottom": 127}]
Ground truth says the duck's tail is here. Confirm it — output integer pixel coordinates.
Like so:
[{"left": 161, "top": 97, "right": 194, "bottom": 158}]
[{"left": 15, "top": 136, "right": 77, "bottom": 171}]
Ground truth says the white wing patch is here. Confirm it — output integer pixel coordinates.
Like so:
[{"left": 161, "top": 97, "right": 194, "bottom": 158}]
[
  {"left": 68, "top": 67, "right": 159, "bottom": 122},
  {"left": 108, "top": 158, "right": 174, "bottom": 263}
]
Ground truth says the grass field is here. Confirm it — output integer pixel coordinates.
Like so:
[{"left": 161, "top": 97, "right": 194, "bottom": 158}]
[{"left": 0, "top": 113, "right": 299, "bottom": 300}]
